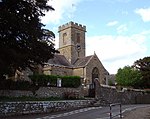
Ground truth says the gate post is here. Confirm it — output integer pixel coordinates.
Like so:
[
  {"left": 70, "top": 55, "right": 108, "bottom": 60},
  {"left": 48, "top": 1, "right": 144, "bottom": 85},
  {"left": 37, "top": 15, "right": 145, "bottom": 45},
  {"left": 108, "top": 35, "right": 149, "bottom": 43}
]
[{"left": 109, "top": 103, "right": 122, "bottom": 119}]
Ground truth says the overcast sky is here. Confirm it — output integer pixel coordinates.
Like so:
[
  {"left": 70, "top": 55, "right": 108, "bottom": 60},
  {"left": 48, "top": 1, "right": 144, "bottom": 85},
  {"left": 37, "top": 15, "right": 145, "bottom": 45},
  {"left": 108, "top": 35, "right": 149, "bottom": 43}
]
[{"left": 42, "top": 0, "right": 150, "bottom": 74}]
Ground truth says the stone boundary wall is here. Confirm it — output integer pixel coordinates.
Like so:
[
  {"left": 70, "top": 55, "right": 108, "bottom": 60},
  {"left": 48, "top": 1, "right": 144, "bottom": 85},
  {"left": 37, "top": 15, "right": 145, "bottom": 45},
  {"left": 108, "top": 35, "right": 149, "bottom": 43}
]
[
  {"left": 0, "top": 90, "right": 33, "bottom": 97},
  {"left": 98, "top": 85, "right": 150, "bottom": 104},
  {"left": 0, "top": 87, "right": 84, "bottom": 98},
  {"left": 0, "top": 100, "right": 94, "bottom": 117}
]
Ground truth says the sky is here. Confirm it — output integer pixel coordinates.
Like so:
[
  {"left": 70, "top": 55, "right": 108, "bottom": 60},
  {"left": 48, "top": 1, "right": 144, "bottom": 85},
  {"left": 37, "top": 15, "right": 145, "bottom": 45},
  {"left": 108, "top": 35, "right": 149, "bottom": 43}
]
[{"left": 42, "top": 0, "right": 150, "bottom": 74}]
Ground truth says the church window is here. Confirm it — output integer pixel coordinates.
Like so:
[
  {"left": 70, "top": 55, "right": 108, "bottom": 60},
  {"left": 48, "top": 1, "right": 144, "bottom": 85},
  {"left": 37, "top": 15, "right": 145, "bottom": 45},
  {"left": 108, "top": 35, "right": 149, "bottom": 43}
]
[
  {"left": 77, "top": 33, "right": 80, "bottom": 43},
  {"left": 92, "top": 67, "right": 99, "bottom": 83},
  {"left": 63, "top": 33, "right": 67, "bottom": 45}
]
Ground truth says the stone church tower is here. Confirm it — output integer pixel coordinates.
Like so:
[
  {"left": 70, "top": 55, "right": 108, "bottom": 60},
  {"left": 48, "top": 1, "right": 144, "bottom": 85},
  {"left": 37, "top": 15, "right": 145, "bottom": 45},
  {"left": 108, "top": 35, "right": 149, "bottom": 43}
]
[
  {"left": 43, "top": 21, "right": 109, "bottom": 97},
  {"left": 58, "top": 21, "right": 86, "bottom": 64}
]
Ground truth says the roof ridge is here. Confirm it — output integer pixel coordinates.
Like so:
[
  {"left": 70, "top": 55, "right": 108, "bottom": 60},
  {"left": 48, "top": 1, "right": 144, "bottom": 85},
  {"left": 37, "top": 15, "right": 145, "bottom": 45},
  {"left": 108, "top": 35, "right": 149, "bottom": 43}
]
[
  {"left": 47, "top": 54, "right": 72, "bottom": 67},
  {"left": 84, "top": 55, "right": 94, "bottom": 66},
  {"left": 75, "top": 55, "right": 94, "bottom": 67}
]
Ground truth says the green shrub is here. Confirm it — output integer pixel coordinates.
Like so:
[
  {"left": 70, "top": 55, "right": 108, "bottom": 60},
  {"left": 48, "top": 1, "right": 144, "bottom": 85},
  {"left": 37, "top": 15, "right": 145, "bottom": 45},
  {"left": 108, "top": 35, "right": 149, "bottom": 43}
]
[
  {"left": 0, "top": 79, "right": 31, "bottom": 90},
  {"left": 0, "top": 74, "right": 81, "bottom": 90},
  {"left": 116, "top": 66, "right": 143, "bottom": 88},
  {"left": 108, "top": 80, "right": 114, "bottom": 86},
  {"left": 29, "top": 74, "right": 81, "bottom": 88},
  {"left": 61, "top": 76, "right": 81, "bottom": 88}
]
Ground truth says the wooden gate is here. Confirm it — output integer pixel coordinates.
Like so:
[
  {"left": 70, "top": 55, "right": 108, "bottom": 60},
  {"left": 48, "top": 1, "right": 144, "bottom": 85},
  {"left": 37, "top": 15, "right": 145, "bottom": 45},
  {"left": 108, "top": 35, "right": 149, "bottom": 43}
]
[
  {"left": 88, "top": 67, "right": 99, "bottom": 97},
  {"left": 89, "top": 83, "right": 95, "bottom": 97}
]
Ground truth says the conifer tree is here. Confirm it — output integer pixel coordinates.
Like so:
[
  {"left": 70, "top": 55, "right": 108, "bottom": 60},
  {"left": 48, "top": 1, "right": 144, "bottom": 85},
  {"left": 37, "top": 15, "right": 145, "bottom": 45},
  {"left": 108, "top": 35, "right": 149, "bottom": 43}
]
[{"left": 0, "top": 0, "right": 58, "bottom": 78}]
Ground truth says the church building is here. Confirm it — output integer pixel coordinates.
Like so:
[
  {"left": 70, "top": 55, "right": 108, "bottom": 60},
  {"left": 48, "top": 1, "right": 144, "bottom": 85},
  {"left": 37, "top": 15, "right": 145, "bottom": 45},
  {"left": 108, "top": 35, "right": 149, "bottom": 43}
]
[{"left": 43, "top": 21, "right": 109, "bottom": 88}]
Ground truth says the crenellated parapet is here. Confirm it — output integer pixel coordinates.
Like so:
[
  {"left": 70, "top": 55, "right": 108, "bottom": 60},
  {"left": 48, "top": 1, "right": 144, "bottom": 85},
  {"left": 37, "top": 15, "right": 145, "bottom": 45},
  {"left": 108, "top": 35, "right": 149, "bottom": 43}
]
[{"left": 58, "top": 21, "right": 86, "bottom": 32}]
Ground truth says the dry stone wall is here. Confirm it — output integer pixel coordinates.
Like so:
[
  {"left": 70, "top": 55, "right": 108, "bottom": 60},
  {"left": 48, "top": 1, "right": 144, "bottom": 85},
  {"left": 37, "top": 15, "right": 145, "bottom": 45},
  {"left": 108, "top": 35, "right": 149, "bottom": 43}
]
[
  {"left": 0, "top": 90, "right": 33, "bottom": 97},
  {"left": 97, "top": 85, "right": 150, "bottom": 105},
  {"left": 0, "top": 87, "right": 83, "bottom": 98},
  {"left": 0, "top": 85, "right": 150, "bottom": 117},
  {"left": 0, "top": 100, "right": 94, "bottom": 117},
  {"left": 35, "top": 87, "right": 84, "bottom": 98}
]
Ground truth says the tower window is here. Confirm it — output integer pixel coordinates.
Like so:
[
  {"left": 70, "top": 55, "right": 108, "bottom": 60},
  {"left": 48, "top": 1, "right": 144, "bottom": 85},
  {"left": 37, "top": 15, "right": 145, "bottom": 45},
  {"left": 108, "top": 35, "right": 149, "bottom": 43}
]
[
  {"left": 63, "top": 33, "right": 67, "bottom": 45},
  {"left": 77, "top": 33, "right": 80, "bottom": 43}
]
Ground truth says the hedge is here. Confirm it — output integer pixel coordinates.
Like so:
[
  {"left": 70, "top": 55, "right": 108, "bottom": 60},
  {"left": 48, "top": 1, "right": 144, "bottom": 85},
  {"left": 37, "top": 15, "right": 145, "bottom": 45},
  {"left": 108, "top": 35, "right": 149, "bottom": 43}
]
[
  {"left": 0, "top": 75, "right": 81, "bottom": 90},
  {"left": 29, "top": 74, "right": 81, "bottom": 88},
  {"left": 0, "top": 79, "right": 31, "bottom": 90}
]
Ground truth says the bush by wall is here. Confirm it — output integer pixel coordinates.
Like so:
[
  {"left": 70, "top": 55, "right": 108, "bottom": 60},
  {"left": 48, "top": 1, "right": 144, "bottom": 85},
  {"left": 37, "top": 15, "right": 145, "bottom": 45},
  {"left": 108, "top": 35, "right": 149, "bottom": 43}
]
[
  {"left": 0, "top": 75, "right": 81, "bottom": 90},
  {"left": 0, "top": 79, "right": 31, "bottom": 90},
  {"left": 29, "top": 74, "right": 81, "bottom": 88},
  {"left": 29, "top": 74, "right": 57, "bottom": 87},
  {"left": 61, "top": 76, "right": 81, "bottom": 88}
]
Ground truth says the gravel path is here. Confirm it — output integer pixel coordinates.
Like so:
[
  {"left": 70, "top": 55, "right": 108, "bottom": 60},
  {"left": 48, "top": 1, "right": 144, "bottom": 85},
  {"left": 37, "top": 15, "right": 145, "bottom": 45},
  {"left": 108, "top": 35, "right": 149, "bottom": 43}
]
[{"left": 122, "top": 106, "right": 150, "bottom": 119}]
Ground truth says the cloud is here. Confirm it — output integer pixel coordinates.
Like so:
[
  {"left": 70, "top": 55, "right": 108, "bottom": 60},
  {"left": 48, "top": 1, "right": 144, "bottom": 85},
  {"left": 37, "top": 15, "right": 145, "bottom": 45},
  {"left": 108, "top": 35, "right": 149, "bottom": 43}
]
[
  {"left": 107, "top": 21, "right": 118, "bottom": 27},
  {"left": 135, "top": 8, "right": 150, "bottom": 22},
  {"left": 41, "top": 0, "right": 83, "bottom": 24},
  {"left": 86, "top": 33, "right": 147, "bottom": 74},
  {"left": 141, "top": 30, "right": 150, "bottom": 35},
  {"left": 54, "top": 30, "right": 148, "bottom": 74},
  {"left": 54, "top": 36, "right": 59, "bottom": 49},
  {"left": 117, "top": 24, "right": 128, "bottom": 34}
]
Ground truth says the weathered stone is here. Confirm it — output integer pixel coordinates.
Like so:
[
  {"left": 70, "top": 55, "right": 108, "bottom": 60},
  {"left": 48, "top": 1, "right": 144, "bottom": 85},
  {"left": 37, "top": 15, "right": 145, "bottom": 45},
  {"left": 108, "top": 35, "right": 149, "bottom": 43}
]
[
  {"left": 0, "top": 100, "right": 95, "bottom": 117},
  {"left": 98, "top": 85, "right": 150, "bottom": 105},
  {"left": 0, "top": 87, "right": 84, "bottom": 98}
]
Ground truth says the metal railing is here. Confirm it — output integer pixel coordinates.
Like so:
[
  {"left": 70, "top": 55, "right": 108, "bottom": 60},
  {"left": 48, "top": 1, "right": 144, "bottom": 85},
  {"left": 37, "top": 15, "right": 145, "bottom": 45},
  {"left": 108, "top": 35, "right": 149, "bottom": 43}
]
[{"left": 109, "top": 103, "right": 122, "bottom": 119}]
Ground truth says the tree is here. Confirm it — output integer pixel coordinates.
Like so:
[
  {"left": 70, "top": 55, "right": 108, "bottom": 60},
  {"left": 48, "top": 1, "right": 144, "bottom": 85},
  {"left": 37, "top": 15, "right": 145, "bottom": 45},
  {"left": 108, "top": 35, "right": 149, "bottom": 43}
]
[
  {"left": 116, "top": 66, "right": 143, "bottom": 88},
  {"left": 0, "top": 0, "right": 58, "bottom": 78},
  {"left": 133, "top": 57, "right": 150, "bottom": 88}
]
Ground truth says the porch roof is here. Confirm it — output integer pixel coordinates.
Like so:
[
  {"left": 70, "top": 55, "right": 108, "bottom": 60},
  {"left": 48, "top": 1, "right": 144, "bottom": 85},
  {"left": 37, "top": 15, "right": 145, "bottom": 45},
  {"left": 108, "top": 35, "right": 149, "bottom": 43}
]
[
  {"left": 47, "top": 54, "right": 72, "bottom": 67},
  {"left": 73, "top": 55, "right": 93, "bottom": 67}
]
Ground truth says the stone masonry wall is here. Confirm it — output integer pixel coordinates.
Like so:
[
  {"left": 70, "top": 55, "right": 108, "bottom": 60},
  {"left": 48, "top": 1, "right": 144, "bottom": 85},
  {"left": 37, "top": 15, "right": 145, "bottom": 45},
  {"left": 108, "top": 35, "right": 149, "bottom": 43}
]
[
  {"left": 51, "top": 66, "right": 72, "bottom": 76},
  {"left": 0, "top": 100, "right": 94, "bottom": 117},
  {"left": 0, "top": 90, "right": 33, "bottom": 97},
  {"left": 86, "top": 55, "right": 106, "bottom": 85},
  {"left": 0, "top": 87, "right": 84, "bottom": 98},
  {"left": 0, "top": 85, "right": 149, "bottom": 117},
  {"left": 58, "top": 21, "right": 86, "bottom": 65},
  {"left": 98, "top": 85, "right": 150, "bottom": 105},
  {"left": 35, "top": 87, "right": 84, "bottom": 98}
]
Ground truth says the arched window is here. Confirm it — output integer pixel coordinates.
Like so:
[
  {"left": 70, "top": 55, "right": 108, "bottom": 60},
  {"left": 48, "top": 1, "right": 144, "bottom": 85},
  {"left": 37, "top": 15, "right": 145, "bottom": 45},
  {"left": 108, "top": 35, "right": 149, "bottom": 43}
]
[
  {"left": 92, "top": 67, "right": 99, "bottom": 83},
  {"left": 63, "top": 33, "right": 67, "bottom": 45},
  {"left": 77, "top": 33, "right": 80, "bottom": 43}
]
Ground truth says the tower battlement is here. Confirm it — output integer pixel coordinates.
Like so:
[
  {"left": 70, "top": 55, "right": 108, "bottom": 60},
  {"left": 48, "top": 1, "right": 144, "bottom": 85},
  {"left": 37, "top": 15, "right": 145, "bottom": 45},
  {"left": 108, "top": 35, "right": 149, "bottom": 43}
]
[{"left": 58, "top": 21, "right": 86, "bottom": 32}]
